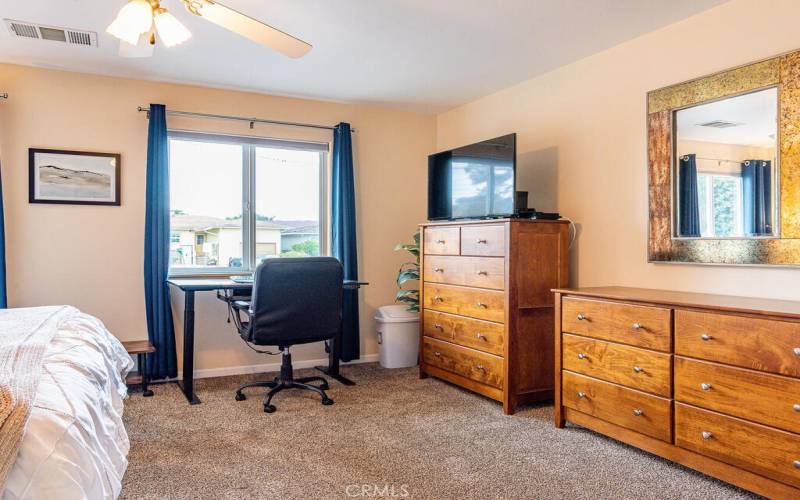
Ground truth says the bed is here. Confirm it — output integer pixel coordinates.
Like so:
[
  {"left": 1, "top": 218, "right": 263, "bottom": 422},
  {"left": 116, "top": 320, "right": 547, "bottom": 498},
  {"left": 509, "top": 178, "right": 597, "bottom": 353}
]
[{"left": 1, "top": 306, "right": 133, "bottom": 499}]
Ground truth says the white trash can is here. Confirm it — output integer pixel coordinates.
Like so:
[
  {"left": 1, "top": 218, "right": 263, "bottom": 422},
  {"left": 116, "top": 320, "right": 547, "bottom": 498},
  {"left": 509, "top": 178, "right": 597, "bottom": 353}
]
[{"left": 375, "top": 305, "right": 420, "bottom": 368}]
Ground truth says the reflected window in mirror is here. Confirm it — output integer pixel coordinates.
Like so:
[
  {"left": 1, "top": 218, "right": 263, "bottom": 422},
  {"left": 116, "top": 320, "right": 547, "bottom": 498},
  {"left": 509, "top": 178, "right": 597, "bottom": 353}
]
[{"left": 673, "top": 87, "right": 778, "bottom": 239}]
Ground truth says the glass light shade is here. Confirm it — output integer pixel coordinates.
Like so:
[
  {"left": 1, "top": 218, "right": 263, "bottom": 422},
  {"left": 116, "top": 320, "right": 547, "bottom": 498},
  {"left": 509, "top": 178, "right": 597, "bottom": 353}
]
[
  {"left": 118, "top": 30, "right": 156, "bottom": 58},
  {"left": 107, "top": 0, "right": 153, "bottom": 45},
  {"left": 154, "top": 10, "right": 191, "bottom": 47}
]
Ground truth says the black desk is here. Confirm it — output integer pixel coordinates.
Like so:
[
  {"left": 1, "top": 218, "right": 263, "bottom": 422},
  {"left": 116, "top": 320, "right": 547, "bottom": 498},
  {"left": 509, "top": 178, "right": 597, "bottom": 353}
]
[{"left": 167, "top": 277, "right": 367, "bottom": 405}]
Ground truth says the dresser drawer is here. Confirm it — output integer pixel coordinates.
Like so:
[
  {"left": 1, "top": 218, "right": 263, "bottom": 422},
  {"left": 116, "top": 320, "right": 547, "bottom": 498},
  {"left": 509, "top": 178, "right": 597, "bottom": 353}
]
[
  {"left": 561, "top": 297, "right": 672, "bottom": 352},
  {"left": 422, "top": 337, "right": 503, "bottom": 388},
  {"left": 423, "top": 227, "right": 460, "bottom": 255},
  {"left": 562, "top": 334, "right": 672, "bottom": 397},
  {"left": 675, "top": 357, "right": 800, "bottom": 435},
  {"left": 423, "top": 255, "right": 505, "bottom": 290},
  {"left": 423, "top": 310, "right": 505, "bottom": 356},
  {"left": 675, "top": 403, "right": 800, "bottom": 488},
  {"left": 675, "top": 310, "right": 800, "bottom": 377},
  {"left": 562, "top": 371, "right": 672, "bottom": 442},
  {"left": 460, "top": 225, "right": 505, "bottom": 257},
  {"left": 423, "top": 283, "right": 505, "bottom": 323}
]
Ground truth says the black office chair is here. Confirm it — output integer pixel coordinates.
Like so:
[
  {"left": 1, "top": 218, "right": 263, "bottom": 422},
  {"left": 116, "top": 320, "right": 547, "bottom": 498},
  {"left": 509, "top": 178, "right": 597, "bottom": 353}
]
[{"left": 229, "top": 257, "right": 343, "bottom": 413}]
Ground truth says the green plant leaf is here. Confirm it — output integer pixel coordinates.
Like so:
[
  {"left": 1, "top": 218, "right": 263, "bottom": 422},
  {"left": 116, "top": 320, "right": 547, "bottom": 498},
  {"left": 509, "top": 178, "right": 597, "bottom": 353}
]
[{"left": 396, "top": 269, "right": 420, "bottom": 287}]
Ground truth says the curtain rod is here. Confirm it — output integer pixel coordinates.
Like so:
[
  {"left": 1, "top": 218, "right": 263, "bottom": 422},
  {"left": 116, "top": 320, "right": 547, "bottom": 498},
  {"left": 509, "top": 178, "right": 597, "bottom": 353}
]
[{"left": 137, "top": 106, "right": 354, "bottom": 133}]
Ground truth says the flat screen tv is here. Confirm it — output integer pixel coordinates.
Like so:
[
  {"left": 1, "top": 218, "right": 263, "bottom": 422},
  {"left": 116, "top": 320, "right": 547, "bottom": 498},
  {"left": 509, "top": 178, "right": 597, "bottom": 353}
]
[{"left": 428, "top": 133, "right": 516, "bottom": 220}]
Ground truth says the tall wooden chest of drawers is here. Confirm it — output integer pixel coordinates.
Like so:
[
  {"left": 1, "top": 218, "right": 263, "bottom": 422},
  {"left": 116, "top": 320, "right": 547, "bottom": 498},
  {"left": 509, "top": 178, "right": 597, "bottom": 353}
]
[
  {"left": 554, "top": 287, "right": 800, "bottom": 498},
  {"left": 419, "top": 219, "right": 569, "bottom": 414}
]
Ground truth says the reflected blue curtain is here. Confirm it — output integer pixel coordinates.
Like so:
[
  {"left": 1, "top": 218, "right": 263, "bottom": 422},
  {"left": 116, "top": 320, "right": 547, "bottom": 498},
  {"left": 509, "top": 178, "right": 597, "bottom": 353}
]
[
  {"left": 742, "top": 159, "right": 772, "bottom": 236},
  {"left": 0, "top": 163, "right": 6, "bottom": 309},
  {"left": 678, "top": 154, "right": 700, "bottom": 237},
  {"left": 144, "top": 104, "right": 177, "bottom": 379},
  {"left": 332, "top": 122, "right": 359, "bottom": 362}
]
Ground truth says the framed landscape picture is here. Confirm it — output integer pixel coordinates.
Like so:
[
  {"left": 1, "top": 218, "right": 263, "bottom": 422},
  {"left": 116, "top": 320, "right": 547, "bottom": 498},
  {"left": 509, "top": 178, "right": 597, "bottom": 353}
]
[{"left": 29, "top": 148, "right": 121, "bottom": 206}]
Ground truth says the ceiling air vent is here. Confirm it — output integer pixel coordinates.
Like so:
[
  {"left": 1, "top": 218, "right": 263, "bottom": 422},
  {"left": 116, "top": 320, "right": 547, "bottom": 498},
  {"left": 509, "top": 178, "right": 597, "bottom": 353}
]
[
  {"left": 696, "top": 120, "right": 743, "bottom": 129},
  {"left": 4, "top": 19, "right": 97, "bottom": 47}
]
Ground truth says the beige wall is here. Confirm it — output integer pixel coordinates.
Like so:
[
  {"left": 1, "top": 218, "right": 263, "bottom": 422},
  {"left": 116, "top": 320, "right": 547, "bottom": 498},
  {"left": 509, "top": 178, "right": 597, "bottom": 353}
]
[
  {"left": 0, "top": 64, "right": 435, "bottom": 374},
  {"left": 436, "top": 0, "right": 800, "bottom": 301}
]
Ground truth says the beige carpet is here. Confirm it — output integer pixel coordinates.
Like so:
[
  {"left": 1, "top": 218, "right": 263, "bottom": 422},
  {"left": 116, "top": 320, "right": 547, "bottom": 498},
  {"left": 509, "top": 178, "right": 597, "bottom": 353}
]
[{"left": 122, "top": 363, "right": 755, "bottom": 499}]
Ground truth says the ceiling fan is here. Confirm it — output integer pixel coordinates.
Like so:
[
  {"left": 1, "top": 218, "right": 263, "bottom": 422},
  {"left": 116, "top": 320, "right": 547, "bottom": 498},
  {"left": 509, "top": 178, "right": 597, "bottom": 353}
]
[{"left": 107, "top": 0, "right": 311, "bottom": 58}]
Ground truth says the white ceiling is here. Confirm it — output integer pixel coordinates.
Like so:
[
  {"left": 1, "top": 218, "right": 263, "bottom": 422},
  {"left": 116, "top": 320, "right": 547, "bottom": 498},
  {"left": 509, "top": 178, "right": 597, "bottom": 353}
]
[{"left": 0, "top": 0, "right": 729, "bottom": 112}]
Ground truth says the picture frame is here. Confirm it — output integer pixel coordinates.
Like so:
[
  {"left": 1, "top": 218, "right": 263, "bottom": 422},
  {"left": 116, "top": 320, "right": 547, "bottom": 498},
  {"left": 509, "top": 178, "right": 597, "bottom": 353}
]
[{"left": 29, "top": 148, "right": 121, "bottom": 206}]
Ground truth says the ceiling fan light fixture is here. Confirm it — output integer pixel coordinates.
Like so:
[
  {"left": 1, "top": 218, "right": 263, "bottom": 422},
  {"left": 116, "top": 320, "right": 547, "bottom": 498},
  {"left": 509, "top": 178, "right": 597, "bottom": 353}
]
[
  {"left": 107, "top": 0, "right": 154, "bottom": 45},
  {"left": 154, "top": 9, "right": 191, "bottom": 47}
]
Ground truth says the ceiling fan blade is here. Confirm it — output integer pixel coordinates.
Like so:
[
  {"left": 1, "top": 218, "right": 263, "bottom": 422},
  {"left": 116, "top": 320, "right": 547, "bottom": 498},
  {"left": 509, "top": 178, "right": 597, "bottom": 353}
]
[{"left": 192, "top": 0, "right": 311, "bottom": 58}]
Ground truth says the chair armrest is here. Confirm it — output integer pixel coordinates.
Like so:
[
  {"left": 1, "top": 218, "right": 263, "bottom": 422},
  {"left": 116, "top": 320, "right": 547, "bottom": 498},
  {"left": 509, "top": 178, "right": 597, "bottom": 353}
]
[{"left": 232, "top": 300, "right": 251, "bottom": 311}]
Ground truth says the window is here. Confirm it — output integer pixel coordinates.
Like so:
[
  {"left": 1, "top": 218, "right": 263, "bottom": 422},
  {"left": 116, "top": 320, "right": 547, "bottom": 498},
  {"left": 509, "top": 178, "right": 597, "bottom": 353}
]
[
  {"left": 697, "top": 173, "right": 744, "bottom": 237},
  {"left": 168, "top": 131, "right": 328, "bottom": 274}
]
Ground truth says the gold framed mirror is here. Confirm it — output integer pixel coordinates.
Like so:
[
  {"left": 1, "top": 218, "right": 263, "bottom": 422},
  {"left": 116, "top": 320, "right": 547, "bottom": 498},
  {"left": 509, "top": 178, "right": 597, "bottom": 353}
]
[{"left": 648, "top": 49, "right": 800, "bottom": 266}]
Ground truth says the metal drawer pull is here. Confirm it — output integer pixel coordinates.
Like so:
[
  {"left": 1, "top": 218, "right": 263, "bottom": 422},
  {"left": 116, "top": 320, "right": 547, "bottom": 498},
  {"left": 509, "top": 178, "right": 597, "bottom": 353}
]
[
  {"left": 701, "top": 334, "right": 713, "bottom": 341},
  {"left": 476, "top": 302, "right": 488, "bottom": 308},
  {"left": 632, "top": 409, "right": 643, "bottom": 417},
  {"left": 577, "top": 391, "right": 587, "bottom": 399},
  {"left": 436, "top": 239, "right": 446, "bottom": 244},
  {"left": 475, "top": 333, "right": 487, "bottom": 340},
  {"left": 433, "top": 351, "right": 442, "bottom": 357},
  {"left": 433, "top": 323, "right": 443, "bottom": 330},
  {"left": 434, "top": 268, "right": 444, "bottom": 273},
  {"left": 475, "top": 364, "right": 486, "bottom": 372},
  {"left": 433, "top": 296, "right": 444, "bottom": 302},
  {"left": 476, "top": 238, "right": 488, "bottom": 244},
  {"left": 633, "top": 366, "right": 643, "bottom": 374},
  {"left": 794, "top": 460, "right": 800, "bottom": 469},
  {"left": 701, "top": 383, "right": 712, "bottom": 391},
  {"left": 476, "top": 270, "right": 488, "bottom": 276},
  {"left": 577, "top": 353, "right": 587, "bottom": 360},
  {"left": 632, "top": 323, "right": 642, "bottom": 330},
  {"left": 701, "top": 431, "right": 713, "bottom": 440},
  {"left": 794, "top": 347, "right": 800, "bottom": 357},
  {"left": 577, "top": 314, "right": 587, "bottom": 321},
  {"left": 793, "top": 403, "right": 800, "bottom": 412}
]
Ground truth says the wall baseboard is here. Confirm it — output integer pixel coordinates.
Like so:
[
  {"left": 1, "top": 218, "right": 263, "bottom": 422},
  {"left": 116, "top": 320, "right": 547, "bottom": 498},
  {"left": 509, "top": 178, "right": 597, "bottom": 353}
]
[{"left": 181, "top": 353, "right": 380, "bottom": 380}]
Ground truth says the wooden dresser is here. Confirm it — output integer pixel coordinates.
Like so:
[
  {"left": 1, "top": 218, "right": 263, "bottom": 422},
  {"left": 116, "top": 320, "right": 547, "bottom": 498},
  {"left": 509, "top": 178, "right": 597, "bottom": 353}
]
[
  {"left": 554, "top": 287, "right": 800, "bottom": 498},
  {"left": 419, "top": 219, "right": 569, "bottom": 414}
]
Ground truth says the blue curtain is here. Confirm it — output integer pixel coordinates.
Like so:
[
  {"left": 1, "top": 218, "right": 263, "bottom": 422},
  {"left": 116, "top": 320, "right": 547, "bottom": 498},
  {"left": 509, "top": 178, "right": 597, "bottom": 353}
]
[
  {"left": 332, "top": 122, "right": 360, "bottom": 362},
  {"left": 0, "top": 163, "right": 6, "bottom": 309},
  {"left": 678, "top": 154, "right": 701, "bottom": 237},
  {"left": 742, "top": 160, "right": 772, "bottom": 236},
  {"left": 144, "top": 104, "right": 177, "bottom": 379}
]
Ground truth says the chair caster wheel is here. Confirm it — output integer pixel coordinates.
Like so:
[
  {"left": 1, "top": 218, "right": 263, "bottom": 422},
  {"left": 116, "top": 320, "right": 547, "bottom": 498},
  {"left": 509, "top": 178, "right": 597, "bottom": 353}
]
[
  {"left": 320, "top": 383, "right": 330, "bottom": 391},
  {"left": 264, "top": 404, "right": 276, "bottom": 413},
  {"left": 322, "top": 397, "right": 334, "bottom": 406},
  {"left": 143, "top": 389, "right": 154, "bottom": 397},
  {"left": 235, "top": 392, "right": 246, "bottom": 401}
]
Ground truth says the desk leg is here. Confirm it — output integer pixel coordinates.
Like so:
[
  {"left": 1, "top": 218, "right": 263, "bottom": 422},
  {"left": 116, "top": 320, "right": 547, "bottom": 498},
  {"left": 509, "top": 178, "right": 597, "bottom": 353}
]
[
  {"left": 315, "top": 327, "right": 355, "bottom": 386},
  {"left": 177, "top": 290, "right": 201, "bottom": 404}
]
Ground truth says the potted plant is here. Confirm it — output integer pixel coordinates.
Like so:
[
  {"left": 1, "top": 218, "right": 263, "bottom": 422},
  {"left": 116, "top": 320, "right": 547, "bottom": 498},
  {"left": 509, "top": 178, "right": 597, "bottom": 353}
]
[{"left": 394, "top": 231, "right": 420, "bottom": 312}]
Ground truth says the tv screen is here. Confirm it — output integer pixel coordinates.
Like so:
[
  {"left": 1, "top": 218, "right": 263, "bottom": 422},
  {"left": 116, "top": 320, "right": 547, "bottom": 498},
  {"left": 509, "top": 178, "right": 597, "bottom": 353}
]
[{"left": 428, "top": 134, "right": 516, "bottom": 220}]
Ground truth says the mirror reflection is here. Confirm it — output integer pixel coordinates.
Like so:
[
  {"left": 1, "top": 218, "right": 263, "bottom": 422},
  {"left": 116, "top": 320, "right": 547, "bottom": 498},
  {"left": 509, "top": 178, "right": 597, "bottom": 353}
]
[{"left": 674, "top": 87, "right": 778, "bottom": 238}]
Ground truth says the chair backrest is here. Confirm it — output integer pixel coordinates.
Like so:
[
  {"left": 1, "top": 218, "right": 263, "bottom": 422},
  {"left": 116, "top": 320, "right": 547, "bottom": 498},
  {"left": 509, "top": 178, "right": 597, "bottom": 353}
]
[{"left": 245, "top": 257, "right": 343, "bottom": 346}]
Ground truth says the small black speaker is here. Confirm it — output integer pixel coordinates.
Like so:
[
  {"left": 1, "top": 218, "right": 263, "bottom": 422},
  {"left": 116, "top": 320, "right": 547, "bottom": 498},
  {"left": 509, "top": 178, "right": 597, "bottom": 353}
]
[{"left": 515, "top": 190, "right": 529, "bottom": 213}]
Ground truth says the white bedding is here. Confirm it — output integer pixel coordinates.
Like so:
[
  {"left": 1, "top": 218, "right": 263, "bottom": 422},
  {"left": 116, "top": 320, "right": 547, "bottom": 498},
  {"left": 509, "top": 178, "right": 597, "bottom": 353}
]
[{"left": 2, "top": 310, "right": 133, "bottom": 500}]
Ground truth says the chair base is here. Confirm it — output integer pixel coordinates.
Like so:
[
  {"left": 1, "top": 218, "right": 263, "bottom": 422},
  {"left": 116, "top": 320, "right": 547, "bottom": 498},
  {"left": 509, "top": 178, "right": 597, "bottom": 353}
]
[{"left": 234, "top": 349, "right": 333, "bottom": 413}]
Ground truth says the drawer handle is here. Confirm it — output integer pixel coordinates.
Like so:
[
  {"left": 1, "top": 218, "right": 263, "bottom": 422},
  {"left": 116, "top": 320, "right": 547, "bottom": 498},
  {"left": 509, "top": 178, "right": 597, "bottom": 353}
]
[
  {"left": 577, "top": 391, "right": 587, "bottom": 399},
  {"left": 701, "top": 334, "right": 713, "bottom": 341},
  {"left": 475, "top": 333, "right": 487, "bottom": 341},
  {"left": 794, "top": 460, "right": 800, "bottom": 469},
  {"left": 794, "top": 347, "right": 800, "bottom": 357},
  {"left": 633, "top": 366, "right": 644, "bottom": 374},
  {"left": 576, "top": 314, "right": 587, "bottom": 321},
  {"left": 476, "top": 302, "right": 488, "bottom": 309},
  {"left": 700, "top": 383, "right": 712, "bottom": 391},
  {"left": 433, "top": 351, "right": 442, "bottom": 357},
  {"left": 433, "top": 323, "right": 444, "bottom": 330},
  {"left": 434, "top": 267, "right": 444, "bottom": 273},
  {"left": 793, "top": 403, "right": 800, "bottom": 412},
  {"left": 475, "top": 364, "right": 486, "bottom": 372},
  {"left": 577, "top": 353, "right": 588, "bottom": 360},
  {"left": 701, "top": 431, "right": 713, "bottom": 440},
  {"left": 476, "top": 270, "right": 488, "bottom": 276},
  {"left": 433, "top": 296, "right": 444, "bottom": 302},
  {"left": 632, "top": 322, "right": 643, "bottom": 330},
  {"left": 632, "top": 409, "right": 643, "bottom": 417},
  {"left": 436, "top": 239, "right": 446, "bottom": 244},
  {"left": 476, "top": 238, "right": 488, "bottom": 244}
]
